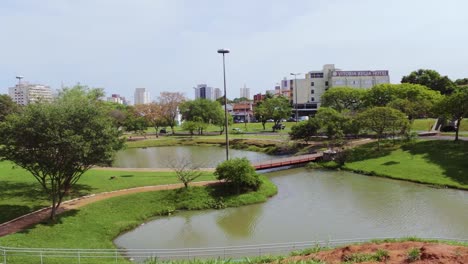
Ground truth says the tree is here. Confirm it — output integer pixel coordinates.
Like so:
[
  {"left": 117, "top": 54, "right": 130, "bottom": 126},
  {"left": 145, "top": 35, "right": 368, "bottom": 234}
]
[
  {"left": 158, "top": 92, "right": 185, "bottom": 134},
  {"left": 0, "top": 94, "right": 20, "bottom": 122},
  {"left": 289, "top": 118, "right": 320, "bottom": 143},
  {"left": 436, "top": 87, "right": 468, "bottom": 141},
  {"left": 321, "top": 87, "right": 366, "bottom": 112},
  {"left": 214, "top": 158, "right": 261, "bottom": 194},
  {"left": 455, "top": 78, "right": 468, "bottom": 86},
  {"left": 169, "top": 158, "right": 203, "bottom": 189},
  {"left": 364, "top": 84, "right": 398, "bottom": 107},
  {"left": 259, "top": 96, "right": 291, "bottom": 131},
  {"left": 135, "top": 103, "right": 168, "bottom": 137},
  {"left": 179, "top": 99, "right": 225, "bottom": 134},
  {"left": 0, "top": 86, "right": 124, "bottom": 221},
  {"left": 356, "top": 107, "right": 409, "bottom": 149},
  {"left": 401, "top": 69, "right": 456, "bottom": 95},
  {"left": 314, "top": 107, "right": 347, "bottom": 140}
]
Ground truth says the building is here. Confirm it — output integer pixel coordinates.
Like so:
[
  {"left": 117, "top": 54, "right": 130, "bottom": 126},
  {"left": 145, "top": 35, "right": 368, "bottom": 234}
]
[
  {"left": 240, "top": 85, "right": 251, "bottom": 99},
  {"left": 232, "top": 101, "right": 254, "bottom": 123},
  {"left": 8, "top": 82, "right": 53, "bottom": 105},
  {"left": 194, "top": 84, "right": 216, "bottom": 100},
  {"left": 107, "top": 94, "right": 128, "bottom": 105},
  {"left": 286, "top": 64, "right": 390, "bottom": 117},
  {"left": 134, "top": 88, "right": 150, "bottom": 105},
  {"left": 214, "top": 88, "right": 222, "bottom": 100}
]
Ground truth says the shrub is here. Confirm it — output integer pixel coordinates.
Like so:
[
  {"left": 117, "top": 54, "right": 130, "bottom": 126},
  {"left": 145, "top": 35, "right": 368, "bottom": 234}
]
[
  {"left": 214, "top": 157, "right": 261, "bottom": 193},
  {"left": 407, "top": 248, "right": 421, "bottom": 262}
]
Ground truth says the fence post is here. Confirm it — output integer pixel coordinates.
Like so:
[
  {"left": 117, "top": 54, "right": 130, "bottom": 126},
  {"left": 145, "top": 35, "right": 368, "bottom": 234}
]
[
  {"left": 78, "top": 252, "right": 80, "bottom": 264},
  {"left": 3, "top": 248, "right": 6, "bottom": 264},
  {"left": 115, "top": 249, "right": 118, "bottom": 263},
  {"left": 40, "top": 251, "right": 43, "bottom": 264}
]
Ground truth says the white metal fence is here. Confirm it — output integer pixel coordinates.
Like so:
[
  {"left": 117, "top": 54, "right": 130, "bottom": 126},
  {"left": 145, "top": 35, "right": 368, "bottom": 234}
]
[{"left": 1, "top": 237, "right": 467, "bottom": 263}]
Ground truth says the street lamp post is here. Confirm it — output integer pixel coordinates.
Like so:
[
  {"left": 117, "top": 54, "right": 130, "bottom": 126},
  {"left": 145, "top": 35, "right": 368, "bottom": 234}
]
[
  {"left": 15, "top": 76, "right": 24, "bottom": 87},
  {"left": 290, "top": 73, "right": 301, "bottom": 123},
  {"left": 218, "top": 49, "right": 230, "bottom": 161}
]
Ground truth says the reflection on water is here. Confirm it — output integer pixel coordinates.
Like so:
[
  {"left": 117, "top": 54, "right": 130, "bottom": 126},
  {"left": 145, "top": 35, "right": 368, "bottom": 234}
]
[
  {"left": 113, "top": 146, "right": 276, "bottom": 168},
  {"left": 115, "top": 168, "right": 468, "bottom": 250}
]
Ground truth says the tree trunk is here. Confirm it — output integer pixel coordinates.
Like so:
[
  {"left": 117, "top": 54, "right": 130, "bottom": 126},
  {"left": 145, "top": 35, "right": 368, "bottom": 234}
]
[{"left": 455, "top": 117, "right": 462, "bottom": 141}]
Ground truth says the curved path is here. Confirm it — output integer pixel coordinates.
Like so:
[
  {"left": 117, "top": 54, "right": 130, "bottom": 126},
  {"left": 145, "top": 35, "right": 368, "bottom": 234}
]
[{"left": 0, "top": 180, "right": 220, "bottom": 237}]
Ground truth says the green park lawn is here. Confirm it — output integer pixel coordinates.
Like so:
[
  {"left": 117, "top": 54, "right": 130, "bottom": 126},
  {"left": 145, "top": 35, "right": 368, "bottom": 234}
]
[
  {"left": 343, "top": 140, "right": 468, "bottom": 190},
  {"left": 411, "top": 118, "right": 468, "bottom": 132},
  {"left": 0, "top": 176, "right": 277, "bottom": 264},
  {"left": 0, "top": 161, "right": 216, "bottom": 224}
]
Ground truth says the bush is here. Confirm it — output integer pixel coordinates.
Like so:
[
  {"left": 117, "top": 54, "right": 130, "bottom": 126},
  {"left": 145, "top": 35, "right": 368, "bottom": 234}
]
[
  {"left": 214, "top": 157, "right": 262, "bottom": 193},
  {"left": 407, "top": 248, "right": 421, "bottom": 262}
]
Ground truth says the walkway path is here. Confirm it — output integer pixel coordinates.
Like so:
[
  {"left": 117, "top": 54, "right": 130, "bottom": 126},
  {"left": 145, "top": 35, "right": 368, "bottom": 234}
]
[{"left": 0, "top": 180, "right": 220, "bottom": 237}]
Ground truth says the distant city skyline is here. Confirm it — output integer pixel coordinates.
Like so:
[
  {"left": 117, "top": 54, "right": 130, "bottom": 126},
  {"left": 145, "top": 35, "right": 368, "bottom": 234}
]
[{"left": 1, "top": 0, "right": 467, "bottom": 101}]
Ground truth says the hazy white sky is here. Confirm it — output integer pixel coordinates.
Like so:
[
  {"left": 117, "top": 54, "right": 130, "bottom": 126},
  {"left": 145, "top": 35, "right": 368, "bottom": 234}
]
[{"left": 1, "top": 0, "right": 467, "bottom": 102}]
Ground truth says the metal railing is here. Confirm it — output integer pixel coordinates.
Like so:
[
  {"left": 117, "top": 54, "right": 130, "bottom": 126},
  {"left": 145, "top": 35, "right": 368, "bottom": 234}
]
[{"left": 1, "top": 237, "right": 467, "bottom": 263}]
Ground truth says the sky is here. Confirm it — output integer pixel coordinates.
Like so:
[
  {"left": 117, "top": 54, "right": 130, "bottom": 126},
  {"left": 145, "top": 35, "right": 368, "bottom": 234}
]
[{"left": 1, "top": 0, "right": 467, "bottom": 102}]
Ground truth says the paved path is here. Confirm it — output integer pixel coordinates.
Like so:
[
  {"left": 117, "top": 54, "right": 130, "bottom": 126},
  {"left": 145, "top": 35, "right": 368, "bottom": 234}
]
[{"left": 0, "top": 180, "right": 220, "bottom": 237}]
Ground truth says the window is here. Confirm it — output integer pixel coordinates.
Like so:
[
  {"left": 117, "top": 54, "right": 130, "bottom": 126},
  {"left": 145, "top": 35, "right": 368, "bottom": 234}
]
[
  {"left": 311, "top": 89, "right": 314, "bottom": 94},
  {"left": 311, "top": 82, "right": 314, "bottom": 86},
  {"left": 325, "top": 81, "right": 329, "bottom": 86},
  {"left": 311, "top": 97, "right": 315, "bottom": 102}
]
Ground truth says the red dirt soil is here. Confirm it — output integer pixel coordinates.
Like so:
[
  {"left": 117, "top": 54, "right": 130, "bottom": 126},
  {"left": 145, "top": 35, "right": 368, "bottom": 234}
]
[{"left": 285, "top": 241, "right": 467, "bottom": 264}]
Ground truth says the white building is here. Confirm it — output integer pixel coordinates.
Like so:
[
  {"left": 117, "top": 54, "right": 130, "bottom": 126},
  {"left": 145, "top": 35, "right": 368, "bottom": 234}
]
[
  {"left": 240, "top": 85, "right": 251, "bottom": 99},
  {"left": 214, "top": 88, "right": 222, "bottom": 100},
  {"left": 194, "top": 84, "right": 215, "bottom": 100},
  {"left": 284, "top": 64, "right": 390, "bottom": 117},
  {"left": 8, "top": 82, "right": 54, "bottom": 105},
  {"left": 107, "top": 94, "right": 128, "bottom": 105},
  {"left": 134, "top": 88, "right": 150, "bottom": 105}
]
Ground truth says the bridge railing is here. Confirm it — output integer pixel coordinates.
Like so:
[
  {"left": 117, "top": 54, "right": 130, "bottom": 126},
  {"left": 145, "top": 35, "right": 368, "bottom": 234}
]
[{"left": 1, "top": 237, "right": 467, "bottom": 263}]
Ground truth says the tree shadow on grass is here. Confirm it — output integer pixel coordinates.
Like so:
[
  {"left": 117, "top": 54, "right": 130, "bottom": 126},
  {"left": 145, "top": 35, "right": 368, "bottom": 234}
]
[
  {"left": 345, "top": 141, "right": 399, "bottom": 162},
  {"left": 382, "top": 161, "right": 400, "bottom": 166},
  {"left": 15, "top": 209, "right": 80, "bottom": 234},
  {"left": 401, "top": 140, "right": 468, "bottom": 185},
  {"left": 0, "top": 181, "right": 95, "bottom": 223}
]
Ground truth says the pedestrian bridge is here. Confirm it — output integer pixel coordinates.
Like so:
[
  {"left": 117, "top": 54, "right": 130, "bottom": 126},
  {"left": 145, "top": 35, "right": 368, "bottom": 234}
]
[{"left": 253, "top": 153, "right": 323, "bottom": 170}]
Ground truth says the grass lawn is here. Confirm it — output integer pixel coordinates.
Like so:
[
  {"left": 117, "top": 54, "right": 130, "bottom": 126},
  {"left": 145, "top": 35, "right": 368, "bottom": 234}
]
[
  {"left": 412, "top": 118, "right": 468, "bottom": 132},
  {"left": 0, "top": 176, "right": 277, "bottom": 264},
  {"left": 344, "top": 140, "right": 468, "bottom": 190},
  {"left": 0, "top": 161, "right": 215, "bottom": 224}
]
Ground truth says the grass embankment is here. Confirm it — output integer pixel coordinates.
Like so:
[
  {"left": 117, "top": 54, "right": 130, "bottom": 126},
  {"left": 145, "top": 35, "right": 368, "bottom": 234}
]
[
  {"left": 0, "top": 161, "right": 215, "bottom": 223},
  {"left": 0, "top": 176, "right": 277, "bottom": 264},
  {"left": 340, "top": 140, "right": 468, "bottom": 190}
]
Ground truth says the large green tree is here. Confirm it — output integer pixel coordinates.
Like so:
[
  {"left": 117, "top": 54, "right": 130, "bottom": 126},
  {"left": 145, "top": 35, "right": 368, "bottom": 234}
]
[
  {"left": 401, "top": 69, "right": 455, "bottom": 95},
  {"left": 0, "top": 86, "right": 124, "bottom": 221},
  {"left": 321, "top": 87, "right": 366, "bottom": 112},
  {"left": 436, "top": 87, "right": 468, "bottom": 141},
  {"left": 179, "top": 99, "right": 226, "bottom": 134},
  {"left": 314, "top": 107, "right": 347, "bottom": 140},
  {"left": 356, "top": 107, "right": 409, "bottom": 149},
  {"left": 255, "top": 96, "right": 291, "bottom": 131},
  {"left": 0, "top": 94, "right": 20, "bottom": 122},
  {"left": 289, "top": 118, "right": 320, "bottom": 143}
]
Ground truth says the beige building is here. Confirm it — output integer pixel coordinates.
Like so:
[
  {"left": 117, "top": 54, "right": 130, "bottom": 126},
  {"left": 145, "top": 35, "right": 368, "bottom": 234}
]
[
  {"left": 134, "top": 88, "right": 150, "bottom": 105},
  {"left": 283, "top": 64, "right": 390, "bottom": 117},
  {"left": 8, "top": 82, "right": 54, "bottom": 105}
]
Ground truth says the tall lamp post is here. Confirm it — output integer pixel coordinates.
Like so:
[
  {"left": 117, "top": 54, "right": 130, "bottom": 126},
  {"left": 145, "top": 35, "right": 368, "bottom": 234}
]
[
  {"left": 16, "top": 76, "right": 24, "bottom": 86},
  {"left": 218, "top": 49, "right": 230, "bottom": 161},
  {"left": 290, "top": 73, "right": 301, "bottom": 123}
]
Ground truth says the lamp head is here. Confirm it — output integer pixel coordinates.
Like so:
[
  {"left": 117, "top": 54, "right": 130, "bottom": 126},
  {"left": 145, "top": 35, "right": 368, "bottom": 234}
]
[{"left": 217, "top": 49, "right": 230, "bottom": 54}]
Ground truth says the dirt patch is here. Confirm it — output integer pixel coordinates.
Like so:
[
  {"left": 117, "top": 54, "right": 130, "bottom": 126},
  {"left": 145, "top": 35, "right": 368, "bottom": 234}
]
[{"left": 285, "top": 241, "right": 467, "bottom": 264}]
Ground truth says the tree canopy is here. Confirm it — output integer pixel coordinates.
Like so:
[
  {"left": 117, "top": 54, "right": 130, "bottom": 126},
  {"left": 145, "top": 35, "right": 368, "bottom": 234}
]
[
  {"left": 179, "top": 99, "right": 225, "bottom": 134},
  {"left": 436, "top": 87, "right": 468, "bottom": 141},
  {"left": 401, "top": 69, "right": 455, "bottom": 95},
  {"left": 0, "top": 86, "right": 124, "bottom": 220},
  {"left": 321, "top": 87, "right": 366, "bottom": 112},
  {"left": 0, "top": 94, "right": 20, "bottom": 122},
  {"left": 254, "top": 96, "right": 291, "bottom": 131},
  {"left": 158, "top": 92, "right": 186, "bottom": 134}
]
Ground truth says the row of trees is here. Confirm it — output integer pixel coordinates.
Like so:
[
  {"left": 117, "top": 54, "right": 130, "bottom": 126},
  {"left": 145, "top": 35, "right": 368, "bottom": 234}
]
[{"left": 291, "top": 82, "right": 468, "bottom": 144}]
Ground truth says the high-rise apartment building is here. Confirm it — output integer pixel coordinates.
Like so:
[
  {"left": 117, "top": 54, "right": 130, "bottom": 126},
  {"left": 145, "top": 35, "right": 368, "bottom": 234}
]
[
  {"left": 240, "top": 85, "right": 250, "bottom": 99},
  {"left": 134, "top": 88, "right": 150, "bottom": 105},
  {"left": 214, "top": 88, "right": 222, "bottom": 100},
  {"left": 194, "top": 84, "right": 215, "bottom": 100},
  {"left": 107, "top": 94, "right": 128, "bottom": 105},
  {"left": 8, "top": 82, "right": 54, "bottom": 105}
]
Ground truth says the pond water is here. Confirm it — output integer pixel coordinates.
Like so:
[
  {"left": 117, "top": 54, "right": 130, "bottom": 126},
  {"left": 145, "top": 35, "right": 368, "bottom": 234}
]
[
  {"left": 114, "top": 168, "right": 468, "bottom": 249},
  {"left": 113, "top": 146, "right": 276, "bottom": 168}
]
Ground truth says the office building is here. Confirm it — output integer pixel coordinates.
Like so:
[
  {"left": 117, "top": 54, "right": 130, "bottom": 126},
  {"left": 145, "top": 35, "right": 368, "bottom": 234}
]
[
  {"left": 107, "top": 94, "right": 128, "bottom": 105},
  {"left": 8, "top": 82, "right": 53, "bottom": 105},
  {"left": 214, "top": 88, "right": 222, "bottom": 100},
  {"left": 134, "top": 88, "right": 150, "bottom": 105}
]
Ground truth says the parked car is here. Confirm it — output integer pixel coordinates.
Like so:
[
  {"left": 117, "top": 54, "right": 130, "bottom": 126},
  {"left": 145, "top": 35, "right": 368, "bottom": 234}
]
[
  {"left": 159, "top": 128, "right": 167, "bottom": 134},
  {"left": 272, "top": 123, "right": 286, "bottom": 130}
]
